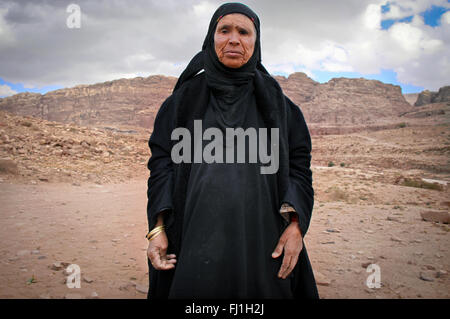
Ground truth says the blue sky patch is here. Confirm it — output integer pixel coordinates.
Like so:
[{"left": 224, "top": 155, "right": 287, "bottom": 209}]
[
  {"left": 420, "top": 5, "right": 449, "bottom": 27},
  {"left": 380, "top": 3, "right": 449, "bottom": 29},
  {"left": 381, "top": 15, "right": 413, "bottom": 30},
  {"left": 0, "top": 78, "right": 62, "bottom": 96}
]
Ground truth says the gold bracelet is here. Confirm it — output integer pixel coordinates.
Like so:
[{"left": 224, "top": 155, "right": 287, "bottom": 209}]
[
  {"left": 146, "top": 225, "right": 165, "bottom": 240},
  {"left": 148, "top": 228, "right": 164, "bottom": 241}
]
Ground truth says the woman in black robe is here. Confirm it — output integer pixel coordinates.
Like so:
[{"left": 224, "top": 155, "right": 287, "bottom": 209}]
[{"left": 146, "top": 2, "right": 318, "bottom": 299}]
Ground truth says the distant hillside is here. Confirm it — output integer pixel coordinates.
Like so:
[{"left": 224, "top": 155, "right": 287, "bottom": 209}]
[
  {"left": 0, "top": 72, "right": 413, "bottom": 130},
  {"left": 415, "top": 86, "right": 450, "bottom": 106}
]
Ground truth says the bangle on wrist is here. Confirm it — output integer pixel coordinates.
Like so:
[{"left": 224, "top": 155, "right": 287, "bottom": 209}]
[{"left": 145, "top": 225, "right": 165, "bottom": 241}]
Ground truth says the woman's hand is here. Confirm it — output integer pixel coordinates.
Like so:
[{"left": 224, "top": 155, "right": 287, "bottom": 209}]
[
  {"left": 147, "top": 211, "right": 176, "bottom": 270},
  {"left": 272, "top": 221, "right": 303, "bottom": 279},
  {"left": 147, "top": 230, "right": 177, "bottom": 270}
]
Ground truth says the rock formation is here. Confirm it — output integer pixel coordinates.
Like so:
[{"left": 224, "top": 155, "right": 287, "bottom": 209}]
[
  {"left": 415, "top": 86, "right": 450, "bottom": 106},
  {"left": 0, "top": 76, "right": 177, "bottom": 130},
  {"left": 0, "top": 72, "right": 413, "bottom": 129}
]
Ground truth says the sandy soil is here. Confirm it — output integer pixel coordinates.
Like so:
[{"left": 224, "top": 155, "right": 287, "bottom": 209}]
[
  {"left": 0, "top": 168, "right": 448, "bottom": 299},
  {"left": 0, "top": 107, "right": 448, "bottom": 299}
]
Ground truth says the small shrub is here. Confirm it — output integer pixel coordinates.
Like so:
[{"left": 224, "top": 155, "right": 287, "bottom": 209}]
[
  {"left": 398, "top": 122, "right": 407, "bottom": 128},
  {"left": 340, "top": 162, "right": 345, "bottom": 167},
  {"left": 328, "top": 161, "right": 335, "bottom": 167}
]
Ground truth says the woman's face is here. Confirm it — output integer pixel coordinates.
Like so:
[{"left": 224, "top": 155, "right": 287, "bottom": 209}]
[{"left": 214, "top": 13, "right": 256, "bottom": 68}]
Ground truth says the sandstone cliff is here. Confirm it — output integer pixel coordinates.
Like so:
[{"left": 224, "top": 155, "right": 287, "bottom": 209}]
[
  {"left": 0, "top": 72, "right": 413, "bottom": 130},
  {"left": 0, "top": 76, "right": 177, "bottom": 130},
  {"left": 415, "top": 86, "right": 450, "bottom": 106}
]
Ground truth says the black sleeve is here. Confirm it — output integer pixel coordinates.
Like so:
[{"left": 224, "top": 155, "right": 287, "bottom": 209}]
[
  {"left": 146, "top": 95, "right": 176, "bottom": 232},
  {"left": 281, "top": 97, "right": 314, "bottom": 237}
]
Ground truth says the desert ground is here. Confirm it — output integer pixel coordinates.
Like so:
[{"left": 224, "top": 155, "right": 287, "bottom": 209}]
[{"left": 0, "top": 106, "right": 449, "bottom": 299}]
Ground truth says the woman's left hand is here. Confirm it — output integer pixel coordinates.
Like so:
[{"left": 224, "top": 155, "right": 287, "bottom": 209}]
[{"left": 272, "top": 221, "right": 303, "bottom": 279}]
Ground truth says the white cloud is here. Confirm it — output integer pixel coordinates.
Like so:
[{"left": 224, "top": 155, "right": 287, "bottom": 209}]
[
  {"left": 442, "top": 11, "right": 450, "bottom": 24},
  {"left": 0, "top": 0, "right": 448, "bottom": 92},
  {"left": 364, "top": 3, "right": 382, "bottom": 30},
  {"left": 0, "top": 84, "right": 17, "bottom": 97}
]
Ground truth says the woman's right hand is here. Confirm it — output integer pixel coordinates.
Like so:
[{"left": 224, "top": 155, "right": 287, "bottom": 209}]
[{"left": 147, "top": 230, "right": 177, "bottom": 270}]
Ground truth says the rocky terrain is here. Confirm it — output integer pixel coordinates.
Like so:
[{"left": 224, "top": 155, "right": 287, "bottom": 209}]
[
  {"left": 0, "top": 76, "right": 177, "bottom": 130},
  {"left": 0, "top": 72, "right": 414, "bottom": 130},
  {"left": 415, "top": 86, "right": 450, "bottom": 107},
  {"left": 0, "top": 92, "right": 449, "bottom": 298}
]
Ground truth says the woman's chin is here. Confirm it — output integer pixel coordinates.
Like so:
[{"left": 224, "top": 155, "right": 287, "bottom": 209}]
[{"left": 220, "top": 57, "right": 245, "bottom": 69}]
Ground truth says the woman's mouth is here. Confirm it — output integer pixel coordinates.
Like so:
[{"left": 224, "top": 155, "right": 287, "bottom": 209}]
[{"left": 224, "top": 50, "right": 243, "bottom": 58}]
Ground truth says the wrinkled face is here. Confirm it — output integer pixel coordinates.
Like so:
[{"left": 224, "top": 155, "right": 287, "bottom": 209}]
[{"left": 214, "top": 13, "right": 256, "bottom": 68}]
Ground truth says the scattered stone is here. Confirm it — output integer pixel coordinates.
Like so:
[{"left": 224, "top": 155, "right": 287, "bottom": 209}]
[
  {"left": 420, "top": 210, "right": 450, "bottom": 224},
  {"left": 37, "top": 255, "right": 46, "bottom": 260},
  {"left": 39, "top": 294, "right": 52, "bottom": 299},
  {"left": 17, "top": 250, "right": 30, "bottom": 256},
  {"left": 314, "top": 271, "right": 331, "bottom": 286},
  {"left": 326, "top": 228, "right": 340, "bottom": 233},
  {"left": 390, "top": 236, "right": 402, "bottom": 243},
  {"left": 0, "top": 158, "right": 18, "bottom": 174},
  {"left": 361, "top": 261, "right": 372, "bottom": 268},
  {"left": 410, "top": 239, "right": 422, "bottom": 243},
  {"left": 119, "top": 282, "right": 133, "bottom": 291},
  {"left": 89, "top": 292, "right": 100, "bottom": 299},
  {"left": 424, "top": 265, "right": 436, "bottom": 270},
  {"left": 135, "top": 284, "right": 148, "bottom": 294},
  {"left": 31, "top": 250, "right": 40, "bottom": 254},
  {"left": 83, "top": 276, "right": 94, "bottom": 283},
  {"left": 436, "top": 270, "right": 447, "bottom": 278},
  {"left": 419, "top": 271, "right": 435, "bottom": 282},
  {"left": 50, "top": 262, "right": 63, "bottom": 271},
  {"left": 320, "top": 241, "right": 335, "bottom": 244},
  {"left": 387, "top": 216, "right": 402, "bottom": 222}
]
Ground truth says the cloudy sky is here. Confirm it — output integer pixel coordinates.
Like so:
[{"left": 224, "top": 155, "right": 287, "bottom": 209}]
[{"left": 0, "top": 0, "right": 449, "bottom": 97}]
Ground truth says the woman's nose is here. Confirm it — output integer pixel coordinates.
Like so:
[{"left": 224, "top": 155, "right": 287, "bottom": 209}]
[{"left": 228, "top": 31, "right": 240, "bottom": 45}]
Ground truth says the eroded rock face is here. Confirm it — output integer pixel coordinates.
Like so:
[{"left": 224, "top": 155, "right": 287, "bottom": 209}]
[
  {"left": 0, "top": 73, "right": 413, "bottom": 128},
  {"left": 300, "top": 77, "right": 412, "bottom": 124},
  {"left": 415, "top": 86, "right": 450, "bottom": 106},
  {"left": 0, "top": 76, "right": 177, "bottom": 130}
]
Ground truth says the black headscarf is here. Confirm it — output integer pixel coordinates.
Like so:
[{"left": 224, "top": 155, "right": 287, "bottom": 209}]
[{"left": 174, "top": 2, "right": 269, "bottom": 92}]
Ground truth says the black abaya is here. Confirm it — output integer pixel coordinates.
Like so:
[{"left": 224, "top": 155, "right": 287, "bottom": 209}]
[
  {"left": 168, "top": 87, "right": 293, "bottom": 298},
  {"left": 146, "top": 2, "right": 318, "bottom": 299}
]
